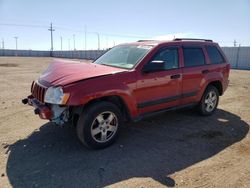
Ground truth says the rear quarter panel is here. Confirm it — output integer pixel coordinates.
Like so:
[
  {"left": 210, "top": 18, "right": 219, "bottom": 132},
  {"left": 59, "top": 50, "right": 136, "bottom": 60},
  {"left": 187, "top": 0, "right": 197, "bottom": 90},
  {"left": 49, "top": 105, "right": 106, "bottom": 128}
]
[
  {"left": 204, "top": 43, "right": 231, "bottom": 94},
  {"left": 195, "top": 43, "right": 230, "bottom": 101},
  {"left": 181, "top": 42, "right": 230, "bottom": 104}
]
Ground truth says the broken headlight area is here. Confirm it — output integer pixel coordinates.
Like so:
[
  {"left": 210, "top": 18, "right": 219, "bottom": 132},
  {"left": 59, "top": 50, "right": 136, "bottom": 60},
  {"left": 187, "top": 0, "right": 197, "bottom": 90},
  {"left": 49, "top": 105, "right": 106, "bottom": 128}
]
[{"left": 50, "top": 104, "right": 70, "bottom": 125}]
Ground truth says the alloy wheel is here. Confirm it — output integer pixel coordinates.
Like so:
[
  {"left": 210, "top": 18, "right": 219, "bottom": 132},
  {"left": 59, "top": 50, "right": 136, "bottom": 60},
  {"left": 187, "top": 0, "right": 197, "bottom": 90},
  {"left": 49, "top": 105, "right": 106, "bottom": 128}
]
[{"left": 90, "top": 111, "right": 118, "bottom": 143}]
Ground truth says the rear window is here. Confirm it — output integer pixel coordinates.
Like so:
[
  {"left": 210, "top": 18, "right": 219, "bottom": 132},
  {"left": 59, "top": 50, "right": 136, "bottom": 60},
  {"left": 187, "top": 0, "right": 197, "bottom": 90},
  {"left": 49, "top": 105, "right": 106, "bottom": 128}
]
[
  {"left": 183, "top": 47, "right": 205, "bottom": 67},
  {"left": 206, "top": 46, "right": 225, "bottom": 64}
]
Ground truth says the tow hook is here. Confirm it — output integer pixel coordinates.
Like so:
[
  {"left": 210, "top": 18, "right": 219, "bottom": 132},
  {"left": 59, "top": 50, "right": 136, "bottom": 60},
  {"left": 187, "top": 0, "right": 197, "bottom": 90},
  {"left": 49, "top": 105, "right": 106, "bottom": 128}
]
[
  {"left": 34, "top": 108, "right": 40, "bottom": 115},
  {"left": 22, "top": 98, "right": 28, "bottom": 104}
]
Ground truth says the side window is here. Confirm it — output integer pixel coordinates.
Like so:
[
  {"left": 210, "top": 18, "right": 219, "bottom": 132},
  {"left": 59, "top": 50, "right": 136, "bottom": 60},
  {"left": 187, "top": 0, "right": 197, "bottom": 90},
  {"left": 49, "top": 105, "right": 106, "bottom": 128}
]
[
  {"left": 151, "top": 48, "right": 179, "bottom": 70},
  {"left": 206, "top": 45, "right": 225, "bottom": 64},
  {"left": 183, "top": 47, "right": 205, "bottom": 67}
]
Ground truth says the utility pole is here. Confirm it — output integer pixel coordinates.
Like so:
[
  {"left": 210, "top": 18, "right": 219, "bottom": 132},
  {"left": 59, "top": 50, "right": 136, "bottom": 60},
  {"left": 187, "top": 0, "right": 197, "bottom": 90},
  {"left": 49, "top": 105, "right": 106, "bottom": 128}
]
[
  {"left": 14, "top": 36, "right": 18, "bottom": 50},
  {"left": 236, "top": 44, "right": 241, "bottom": 69},
  {"left": 73, "top": 34, "right": 76, "bottom": 50},
  {"left": 48, "top": 22, "right": 55, "bottom": 54},
  {"left": 60, "top": 36, "right": 63, "bottom": 51},
  {"left": 234, "top": 39, "right": 237, "bottom": 47},
  {"left": 1, "top": 38, "right": 4, "bottom": 49}
]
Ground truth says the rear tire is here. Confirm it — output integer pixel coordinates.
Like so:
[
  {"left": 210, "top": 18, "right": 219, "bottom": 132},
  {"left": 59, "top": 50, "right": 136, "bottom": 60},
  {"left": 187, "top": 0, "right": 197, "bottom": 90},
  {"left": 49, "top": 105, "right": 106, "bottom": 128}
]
[
  {"left": 198, "top": 85, "right": 219, "bottom": 116},
  {"left": 76, "top": 101, "right": 123, "bottom": 149}
]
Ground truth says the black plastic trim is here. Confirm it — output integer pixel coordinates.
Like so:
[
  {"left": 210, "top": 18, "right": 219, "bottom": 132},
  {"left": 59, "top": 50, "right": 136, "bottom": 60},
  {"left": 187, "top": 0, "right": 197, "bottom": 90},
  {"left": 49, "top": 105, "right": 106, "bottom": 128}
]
[
  {"left": 137, "top": 91, "right": 197, "bottom": 109},
  {"left": 134, "top": 103, "right": 198, "bottom": 122}
]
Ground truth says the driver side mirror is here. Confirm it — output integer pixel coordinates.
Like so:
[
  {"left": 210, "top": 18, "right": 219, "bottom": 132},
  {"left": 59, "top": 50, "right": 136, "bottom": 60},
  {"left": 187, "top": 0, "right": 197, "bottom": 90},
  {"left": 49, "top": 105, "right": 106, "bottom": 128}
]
[{"left": 142, "top": 60, "right": 165, "bottom": 73}]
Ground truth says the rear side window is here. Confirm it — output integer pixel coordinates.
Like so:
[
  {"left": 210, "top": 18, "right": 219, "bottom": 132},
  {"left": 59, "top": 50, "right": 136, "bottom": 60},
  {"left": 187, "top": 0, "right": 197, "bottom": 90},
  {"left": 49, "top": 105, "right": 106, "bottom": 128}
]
[
  {"left": 183, "top": 47, "right": 205, "bottom": 67},
  {"left": 206, "top": 46, "right": 225, "bottom": 64}
]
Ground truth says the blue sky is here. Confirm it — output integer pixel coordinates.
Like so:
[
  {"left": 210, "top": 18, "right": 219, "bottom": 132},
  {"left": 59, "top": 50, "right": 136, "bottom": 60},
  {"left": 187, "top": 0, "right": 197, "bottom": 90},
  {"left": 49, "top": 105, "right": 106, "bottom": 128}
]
[{"left": 0, "top": 0, "right": 249, "bottom": 50}]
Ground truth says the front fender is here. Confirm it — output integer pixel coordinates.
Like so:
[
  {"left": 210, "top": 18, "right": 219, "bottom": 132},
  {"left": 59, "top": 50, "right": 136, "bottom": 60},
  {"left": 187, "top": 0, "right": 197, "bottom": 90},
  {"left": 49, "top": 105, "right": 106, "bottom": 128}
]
[{"left": 63, "top": 74, "right": 138, "bottom": 118}]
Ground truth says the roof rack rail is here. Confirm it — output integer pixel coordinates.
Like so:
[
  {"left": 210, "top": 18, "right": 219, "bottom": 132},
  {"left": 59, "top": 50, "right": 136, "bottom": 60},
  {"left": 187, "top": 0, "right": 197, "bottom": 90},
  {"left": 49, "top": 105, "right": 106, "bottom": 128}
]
[
  {"left": 173, "top": 38, "right": 213, "bottom": 42},
  {"left": 137, "top": 40, "right": 155, "bottom": 42}
]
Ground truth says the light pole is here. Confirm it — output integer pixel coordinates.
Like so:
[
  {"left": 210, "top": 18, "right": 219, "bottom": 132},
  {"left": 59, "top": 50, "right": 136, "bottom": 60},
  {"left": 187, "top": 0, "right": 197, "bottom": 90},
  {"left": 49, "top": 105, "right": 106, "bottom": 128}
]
[
  {"left": 106, "top": 36, "right": 108, "bottom": 49},
  {"left": 84, "top": 25, "right": 87, "bottom": 50},
  {"left": 95, "top": 32, "right": 100, "bottom": 50},
  {"left": 1, "top": 38, "right": 4, "bottom": 49},
  {"left": 14, "top": 36, "right": 18, "bottom": 50},
  {"left": 73, "top": 34, "right": 76, "bottom": 50},
  {"left": 68, "top": 39, "right": 71, "bottom": 51},
  {"left": 60, "top": 36, "right": 63, "bottom": 51}
]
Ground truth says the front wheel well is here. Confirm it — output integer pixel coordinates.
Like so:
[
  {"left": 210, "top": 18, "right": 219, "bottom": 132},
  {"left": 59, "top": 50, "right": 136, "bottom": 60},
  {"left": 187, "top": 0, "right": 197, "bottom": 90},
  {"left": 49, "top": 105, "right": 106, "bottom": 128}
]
[
  {"left": 81, "top": 96, "right": 131, "bottom": 122},
  {"left": 207, "top": 81, "right": 223, "bottom": 95}
]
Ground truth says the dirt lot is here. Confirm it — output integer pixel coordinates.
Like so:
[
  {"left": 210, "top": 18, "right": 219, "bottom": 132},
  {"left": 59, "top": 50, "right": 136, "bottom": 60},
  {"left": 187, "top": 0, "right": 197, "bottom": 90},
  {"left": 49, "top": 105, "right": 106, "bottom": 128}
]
[{"left": 0, "top": 57, "right": 249, "bottom": 188}]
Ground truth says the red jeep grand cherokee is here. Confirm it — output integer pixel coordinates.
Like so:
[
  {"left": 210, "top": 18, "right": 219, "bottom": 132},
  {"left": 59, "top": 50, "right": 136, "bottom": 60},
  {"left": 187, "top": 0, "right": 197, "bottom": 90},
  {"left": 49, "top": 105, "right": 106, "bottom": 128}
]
[{"left": 23, "top": 38, "right": 230, "bottom": 149}]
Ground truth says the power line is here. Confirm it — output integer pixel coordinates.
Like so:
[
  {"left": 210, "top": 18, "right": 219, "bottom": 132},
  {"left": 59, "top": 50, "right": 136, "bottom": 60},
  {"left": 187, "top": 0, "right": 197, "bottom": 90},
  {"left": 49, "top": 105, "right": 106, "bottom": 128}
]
[
  {"left": 0, "top": 22, "right": 150, "bottom": 39},
  {"left": 55, "top": 25, "right": 149, "bottom": 39},
  {"left": 3, "top": 22, "right": 250, "bottom": 45},
  {"left": 0, "top": 23, "right": 48, "bottom": 29}
]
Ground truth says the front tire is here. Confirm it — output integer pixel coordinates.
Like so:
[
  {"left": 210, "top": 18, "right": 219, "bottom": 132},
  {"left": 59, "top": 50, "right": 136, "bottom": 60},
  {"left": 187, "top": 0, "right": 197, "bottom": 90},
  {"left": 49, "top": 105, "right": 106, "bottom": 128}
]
[
  {"left": 76, "top": 101, "right": 122, "bottom": 149},
  {"left": 198, "top": 85, "right": 219, "bottom": 116}
]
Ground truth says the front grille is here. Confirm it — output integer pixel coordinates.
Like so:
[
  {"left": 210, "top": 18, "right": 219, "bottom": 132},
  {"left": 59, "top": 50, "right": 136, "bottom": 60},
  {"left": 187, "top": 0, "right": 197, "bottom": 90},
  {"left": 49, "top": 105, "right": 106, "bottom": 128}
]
[{"left": 32, "top": 82, "right": 46, "bottom": 103}]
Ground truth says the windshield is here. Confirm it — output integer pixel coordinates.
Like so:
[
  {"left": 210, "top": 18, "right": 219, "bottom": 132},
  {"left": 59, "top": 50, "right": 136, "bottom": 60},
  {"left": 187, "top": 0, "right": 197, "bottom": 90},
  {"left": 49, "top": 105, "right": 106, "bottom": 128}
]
[{"left": 94, "top": 45, "right": 152, "bottom": 69}]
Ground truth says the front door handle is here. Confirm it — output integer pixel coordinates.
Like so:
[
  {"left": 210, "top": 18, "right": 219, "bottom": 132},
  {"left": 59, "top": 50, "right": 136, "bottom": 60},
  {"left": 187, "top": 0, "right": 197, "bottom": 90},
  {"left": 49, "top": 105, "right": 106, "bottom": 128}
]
[
  {"left": 202, "top": 70, "right": 209, "bottom": 74},
  {"left": 170, "top": 74, "right": 181, "bottom": 79}
]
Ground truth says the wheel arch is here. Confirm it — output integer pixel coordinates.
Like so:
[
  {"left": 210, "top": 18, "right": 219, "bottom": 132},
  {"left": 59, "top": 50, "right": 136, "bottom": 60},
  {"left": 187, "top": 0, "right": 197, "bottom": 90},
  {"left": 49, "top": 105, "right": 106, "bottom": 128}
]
[
  {"left": 197, "top": 79, "right": 223, "bottom": 103},
  {"left": 81, "top": 95, "right": 132, "bottom": 122},
  {"left": 207, "top": 80, "right": 223, "bottom": 95}
]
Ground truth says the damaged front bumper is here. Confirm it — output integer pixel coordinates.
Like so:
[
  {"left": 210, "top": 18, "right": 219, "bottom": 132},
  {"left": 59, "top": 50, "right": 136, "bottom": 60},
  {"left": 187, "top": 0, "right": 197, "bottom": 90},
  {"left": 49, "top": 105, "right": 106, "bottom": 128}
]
[{"left": 22, "top": 95, "right": 69, "bottom": 125}]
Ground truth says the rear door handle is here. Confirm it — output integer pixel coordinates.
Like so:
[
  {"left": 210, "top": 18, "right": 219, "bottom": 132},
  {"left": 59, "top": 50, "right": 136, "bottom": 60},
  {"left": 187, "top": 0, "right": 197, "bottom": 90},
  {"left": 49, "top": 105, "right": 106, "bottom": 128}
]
[
  {"left": 202, "top": 70, "right": 209, "bottom": 74},
  {"left": 170, "top": 74, "right": 181, "bottom": 79}
]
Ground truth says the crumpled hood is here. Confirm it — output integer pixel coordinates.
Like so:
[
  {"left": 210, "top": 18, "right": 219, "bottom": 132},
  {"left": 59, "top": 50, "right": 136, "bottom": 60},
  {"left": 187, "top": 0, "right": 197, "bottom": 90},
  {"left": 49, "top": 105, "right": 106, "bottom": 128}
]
[{"left": 39, "top": 59, "right": 127, "bottom": 86}]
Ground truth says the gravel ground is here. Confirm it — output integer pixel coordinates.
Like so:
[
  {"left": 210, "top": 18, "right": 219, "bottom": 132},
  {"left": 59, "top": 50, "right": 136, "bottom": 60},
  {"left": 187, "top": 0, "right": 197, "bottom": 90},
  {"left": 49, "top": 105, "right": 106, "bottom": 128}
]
[{"left": 0, "top": 57, "right": 249, "bottom": 188}]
